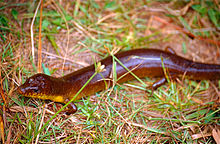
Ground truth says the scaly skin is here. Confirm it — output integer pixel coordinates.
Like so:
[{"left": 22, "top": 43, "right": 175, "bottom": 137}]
[{"left": 18, "top": 49, "right": 220, "bottom": 114}]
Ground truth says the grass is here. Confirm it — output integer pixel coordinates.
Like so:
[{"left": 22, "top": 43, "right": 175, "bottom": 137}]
[{"left": 0, "top": 0, "right": 220, "bottom": 143}]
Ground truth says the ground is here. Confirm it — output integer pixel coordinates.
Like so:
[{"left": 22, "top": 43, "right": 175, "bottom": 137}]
[{"left": 0, "top": 0, "right": 220, "bottom": 143}]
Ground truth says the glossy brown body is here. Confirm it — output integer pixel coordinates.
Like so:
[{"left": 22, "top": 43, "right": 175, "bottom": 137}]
[
  {"left": 18, "top": 49, "right": 220, "bottom": 113},
  {"left": 61, "top": 49, "right": 220, "bottom": 98}
]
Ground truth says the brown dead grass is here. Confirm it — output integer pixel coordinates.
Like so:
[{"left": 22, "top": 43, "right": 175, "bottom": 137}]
[{"left": 0, "top": 0, "right": 220, "bottom": 143}]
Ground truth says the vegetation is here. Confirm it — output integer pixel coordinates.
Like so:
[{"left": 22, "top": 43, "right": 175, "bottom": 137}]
[{"left": 0, "top": 0, "right": 219, "bottom": 143}]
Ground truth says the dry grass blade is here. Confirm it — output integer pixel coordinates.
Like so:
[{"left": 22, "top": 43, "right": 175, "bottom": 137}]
[
  {"left": 30, "top": 0, "right": 41, "bottom": 60},
  {"left": 1, "top": 0, "right": 219, "bottom": 143}
]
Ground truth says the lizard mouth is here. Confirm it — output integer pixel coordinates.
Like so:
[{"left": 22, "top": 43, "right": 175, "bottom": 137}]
[
  {"left": 17, "top": 84, "right": 38, "bottom": 97},
  {"left": 17, "top": 86, "right": 25, "bottom": 95}
]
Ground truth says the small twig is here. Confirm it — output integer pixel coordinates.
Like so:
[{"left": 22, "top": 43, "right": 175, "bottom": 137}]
[{"left": 38, "top": 0, "right": 43, "bottom": 73}]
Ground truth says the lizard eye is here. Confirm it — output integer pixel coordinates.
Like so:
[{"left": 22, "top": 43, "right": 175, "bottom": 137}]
[{"left": 33, "top": 88, "right": 39, "bottom": 93}]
